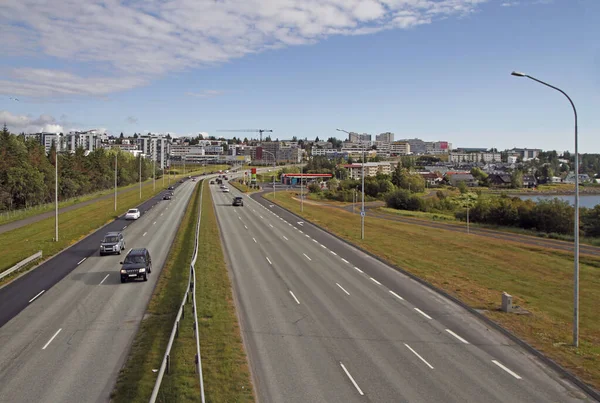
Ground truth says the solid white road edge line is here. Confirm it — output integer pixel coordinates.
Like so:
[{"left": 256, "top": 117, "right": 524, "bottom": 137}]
[
  {"left": 492, "top": 360, "right": 522, "bottom": 379},
  {"left": 77, "top": 257, "right": 86, "bottom": 265},
  {"left": 289, "top": 290, "right": 300, "bottom": 305},
  {"left": 28, "top": 290, "right": 45, "bottom": 303},
  {"left": 404, "top": 343, "right": 434, "bottom": 369},
  {"left": 340, "top": 362, "right": 364, "bottom": 396},
  {"left": 369, "top": 277, "right": 381, "bottom": 285},
  {"left": 99, "top": 274, "right": 110, "bottom": 285},
  {"left": 445, "top": 329, "right": 470, "bottom": 344},
  {"left": 42, "top": 328, "right": 62, "bottom": 350},
  {"left": 336, "top": 283, "right": 350, "bottom": 296},
  {"left": 414, "top": 308, "right": 432, "bottom": 320},
  {"left": 389, "top": 290, "right": 404, "bottom": 300},
  {"left": 303, "top": 253, "right": 312, "bottom": 261},
  {"left": 266, "top": 257, "right": 272, "bottom": 265}
]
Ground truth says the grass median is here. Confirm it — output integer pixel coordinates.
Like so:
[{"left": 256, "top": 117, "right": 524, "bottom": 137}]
[
  {"left": 111, "top": 180, "right": 202, "bottom": 403},
  {"left": 265, "top": 190, "right": 600, "bottom": 390},
  {"left": 0, "top": 171, "right": 196, "bottom": 279},
  {"left": 229, "top": 180, "right": 260, "bottom": 194},
  {"left": 194, "top": 180, "right": 254, "bottom": 402}
]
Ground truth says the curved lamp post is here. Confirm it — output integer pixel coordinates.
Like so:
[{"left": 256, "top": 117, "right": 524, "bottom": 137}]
[{"left": 511, "top": 71, "right": 580, "bottom": 347}]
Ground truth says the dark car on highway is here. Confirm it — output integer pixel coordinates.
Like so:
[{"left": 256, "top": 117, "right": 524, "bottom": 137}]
[
  {"left": 168, "top": 186, "right": 174, "bottom": 190},
  {"left": 163, "top": 193, "right": 172, "bottom": 200},
  {"left": 232, "top": 196, "right": 244, "bottom": 206},
  {"left": 120, "top": 248, "right": 152, "bottom": 283}
]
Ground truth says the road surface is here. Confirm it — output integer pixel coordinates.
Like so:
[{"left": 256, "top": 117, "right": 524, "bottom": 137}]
[
  {"left": 0, "top": 179, "right": 197, "bottom": 403},
  {"left": 211, "top": 180, "right": 593, "bottom": 402}
]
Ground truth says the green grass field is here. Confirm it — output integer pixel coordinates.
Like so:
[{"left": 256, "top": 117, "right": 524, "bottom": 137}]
[
  {"left": 111, "top": 180, "right": 202, "bottom": 403},
  {"left": 0, "top": 171, "right": 197, "bottom": 278},
  {"left": 265, "top": 190, "right": 600, "bottom": 390},
  {"left": 0, "top": 165, "right": 224, "bottom": 227},
  {"left": 195, "top": 180, "right": 254, "bottom": 402}
]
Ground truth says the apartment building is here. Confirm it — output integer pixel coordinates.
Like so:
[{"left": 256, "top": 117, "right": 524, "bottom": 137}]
[
  {"left": 65, "top": 131, "right": 100, "bottom": 153},
  {"left": 449, "top": 152, "right": 501, "bottom": 163},
  {"left": 375, "top": 132, "right": 394, "bottom": 143},
  {"left": 390, "top": 141, "right": 411, "bottom": 156},
  {"left": 342, "top": 162, "right": 394, "bottom": 180},
  {"left": 508, "top": 148, "right": 542, "bottom": 161},
  {"left": 425, "top": 141, "right": 452, "bottom": 154},
  {"left": 137, "top": 135, "right": 169, "bottom": 168},
  {"left": 348, "top": 132, "right": 372, "bottom": 143}
]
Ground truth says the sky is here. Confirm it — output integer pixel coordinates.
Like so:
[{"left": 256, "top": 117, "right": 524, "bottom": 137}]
[{"left": 0, "top": 0, "right": 598, "bottom": 152}]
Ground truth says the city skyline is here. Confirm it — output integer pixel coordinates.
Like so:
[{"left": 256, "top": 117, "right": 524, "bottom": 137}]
[{"left": 1, "top": 0, "right": 598, "bottom": 152}]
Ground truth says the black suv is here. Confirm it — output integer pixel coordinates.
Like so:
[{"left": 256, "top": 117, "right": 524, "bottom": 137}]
[
  {"left": 120, "top": 248, "right": 152, "bottom": 283},
  {"left": 100, "top": 232, "right": 125, "bottom": 256},
  {"left": 232, "top": 196, "right": 244, "bottom": 206}
]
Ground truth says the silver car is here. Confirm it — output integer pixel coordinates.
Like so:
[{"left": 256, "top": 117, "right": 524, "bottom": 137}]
[{"left": 100, "top": 232, "right": 126, "bottom": 256}]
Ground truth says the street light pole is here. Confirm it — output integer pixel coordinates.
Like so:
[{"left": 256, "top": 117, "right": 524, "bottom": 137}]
[
  {"left": 301, "top": 160, "right": 304, "bottom": 212},
  {"left": 337, "top": 128, "right": 366, "bottom": 239},
  {"left": 511, "top": 71, "right": 580, "bottom": 347},
  {"left": 55, "top": 149, "right": 58, "bottom": 242},
  {"left": 153, "top": 153, "right": 156, "bottom": 191},
  {"left": 139, "top": 154, "right": 142, "bottom": 200},
  {"left": 114, "top": 153, "right": 117, "bottom": 211}
]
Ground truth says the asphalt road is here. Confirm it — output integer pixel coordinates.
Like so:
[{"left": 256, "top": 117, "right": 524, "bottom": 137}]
[
  {"left": 212, "top": 178, "right": 593, "bottom": 402},
  {"left": 0, "top": 179, "right": 198, "bottom": 403}
]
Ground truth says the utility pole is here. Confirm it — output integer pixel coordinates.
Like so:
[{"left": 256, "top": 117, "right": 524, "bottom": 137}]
[{"left": 301, "top": 160, "right": 304, "bottom": 212}]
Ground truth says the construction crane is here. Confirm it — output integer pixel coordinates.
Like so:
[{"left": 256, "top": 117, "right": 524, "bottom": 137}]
[{"left": 217, "top": 129, "right": 273, "bottom": 142}]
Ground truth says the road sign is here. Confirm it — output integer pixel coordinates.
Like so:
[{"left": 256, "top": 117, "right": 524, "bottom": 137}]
[{"left": 360, "top": 211, "right": 366, "bottom": 217}]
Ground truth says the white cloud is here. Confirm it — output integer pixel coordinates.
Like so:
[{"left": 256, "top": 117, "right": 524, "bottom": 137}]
[
  {"left": 0, "top": 110, "right": 66, "bottom": 133},
  {"left": 0, "top": 0, "right": 490, "bottom": 98}
]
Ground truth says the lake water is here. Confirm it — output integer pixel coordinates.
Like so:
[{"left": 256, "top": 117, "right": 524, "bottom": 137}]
[{"left": 518, "top": 194, "right": 600, "bottom": 209}]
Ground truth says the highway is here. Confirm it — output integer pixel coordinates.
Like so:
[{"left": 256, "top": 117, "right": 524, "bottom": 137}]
[
  {"left": 0, "top": 178, "right": 198, "bottom": 403},
  {"left": 212, "top": 179, "right": 593, "bottom": 402}
]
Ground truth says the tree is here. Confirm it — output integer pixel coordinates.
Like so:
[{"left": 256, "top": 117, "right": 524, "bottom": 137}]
[
  {"left": 457, "top": 181, "right": 468, "bottom": 194},
  {"left": 511, "top": 170, "right": 523, "bottom": 188},
  {"left": 328, "top": 178, "right": 340, "bottom": 192},
  {"left": 243, "top": 137, "right": 249, "bottom": 144}
]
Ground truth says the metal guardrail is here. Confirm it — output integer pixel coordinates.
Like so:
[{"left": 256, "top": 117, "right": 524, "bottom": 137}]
[
  {"left": 150, "top": 181, "right": 206, "bottom": 403},
  {"left": 0, "top": 251, "right": 42, "bottom": 281}
]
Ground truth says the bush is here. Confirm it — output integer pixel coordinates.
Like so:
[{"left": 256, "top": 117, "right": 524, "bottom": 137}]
[{"left": 385, "top": 189, "right": 426, "bottom": 211}]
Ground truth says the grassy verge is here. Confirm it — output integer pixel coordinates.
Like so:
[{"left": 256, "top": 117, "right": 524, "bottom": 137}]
[
  {"left": 195, "top": 180, "right": 254, "bottom": 402},
  {"left": 374, "top": 207, "right": 600, "bottom": 247},
  {"left": 377, "top": 207, "right": 457, "bottom": 221},
  {"left": 0, "top": 164, "right": 216, "bottom": 227},
  {"left": 111, "top": 181, "right": 202, "bottom": 402},
  {"left": 0, "top": 179, "right": 150, "bottom": 226},
  {"left": 265, "top": 190, "right": 600, "bottom": 390},
  {"left": 229, "top": 180, "right": 260, "bottom": 194},
  {"left": 0, "top": 171, "right": 195, "bottom": 277}
]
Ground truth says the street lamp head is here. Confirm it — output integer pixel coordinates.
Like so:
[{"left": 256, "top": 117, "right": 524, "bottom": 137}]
[{"left": 511, "top": 71, "right": 527, "bottom": 77}]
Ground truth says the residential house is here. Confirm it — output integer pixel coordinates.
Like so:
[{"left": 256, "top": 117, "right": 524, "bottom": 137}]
[
  {"left": 522, "top": 175, "right": 538, "bottom": 188},
  {"left": 446, "top": 173, "right": 478, "bottom": 187},
  {"left": 418, "top": 172, "right": 443, "bottom": 186},
  {"left": 488, "top": 173, "right": 512, "bottom": 188},
  {"left": 564, "top": 173, "right": 591, "bottom": 184}
]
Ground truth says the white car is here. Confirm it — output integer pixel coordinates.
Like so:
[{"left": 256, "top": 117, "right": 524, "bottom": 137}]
[
  {"left": 125, "top": 208, "right": 141, "bottom": 220},
  {"left": 222, "top": 187, "right": 230, "bottom": 193}
]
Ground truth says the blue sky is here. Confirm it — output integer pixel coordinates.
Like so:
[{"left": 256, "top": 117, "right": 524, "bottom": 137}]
[{"left": 0, "top": 0, "right": 598, "bottom": 152}]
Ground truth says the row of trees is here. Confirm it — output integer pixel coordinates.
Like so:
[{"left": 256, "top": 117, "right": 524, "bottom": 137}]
[
  {"left": 0, "top": 126, "right": 160, "bottom": 211},
  {"left": 455, "top": 195, "right": 600, "bottom": 237}
]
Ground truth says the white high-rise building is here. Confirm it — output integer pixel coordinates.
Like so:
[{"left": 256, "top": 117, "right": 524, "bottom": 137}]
[{"left": 138, "top": 135, "right": 169, "bottom": 168}]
